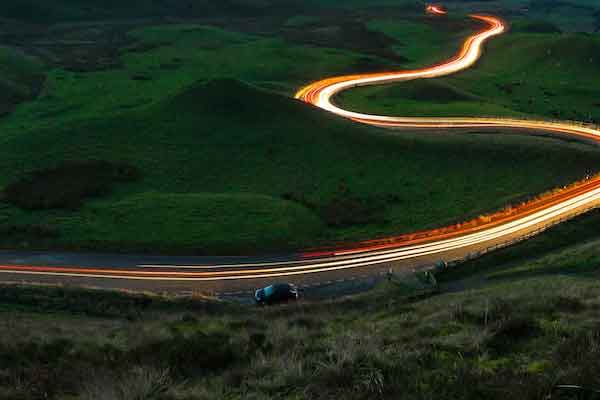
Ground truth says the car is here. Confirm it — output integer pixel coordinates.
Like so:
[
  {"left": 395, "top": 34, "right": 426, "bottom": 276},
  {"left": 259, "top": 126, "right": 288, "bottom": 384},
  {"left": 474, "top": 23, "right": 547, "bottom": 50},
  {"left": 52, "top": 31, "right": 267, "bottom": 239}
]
[
  {"left": 255, "top": 283, "right": 299, "bottom": 305},
  {"left": 549, "top": 385, "right": 600, "bottom": 399}
]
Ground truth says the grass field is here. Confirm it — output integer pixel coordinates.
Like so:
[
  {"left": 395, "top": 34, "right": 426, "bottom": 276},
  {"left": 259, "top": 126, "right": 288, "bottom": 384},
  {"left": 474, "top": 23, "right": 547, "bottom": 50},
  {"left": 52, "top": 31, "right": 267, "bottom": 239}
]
[
  {"left": 0, "top": 5, "right": 598, "bottom": 254},
  {"left": 1, "top": 77, "right": 600, "bottom": 254},
  {"left": 3, "top": 212, "right": 600, "bottom": 399}
]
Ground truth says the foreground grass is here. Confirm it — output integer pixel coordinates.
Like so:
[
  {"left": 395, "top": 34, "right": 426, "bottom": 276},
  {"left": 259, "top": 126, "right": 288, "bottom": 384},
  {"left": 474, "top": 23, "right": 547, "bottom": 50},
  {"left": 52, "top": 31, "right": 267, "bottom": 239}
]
[
  {"left": 3, "top": 203, "right": 600, "bottom": 399},
  {"left": 4, "top": 210, "right": 600, "bottom": 399}
]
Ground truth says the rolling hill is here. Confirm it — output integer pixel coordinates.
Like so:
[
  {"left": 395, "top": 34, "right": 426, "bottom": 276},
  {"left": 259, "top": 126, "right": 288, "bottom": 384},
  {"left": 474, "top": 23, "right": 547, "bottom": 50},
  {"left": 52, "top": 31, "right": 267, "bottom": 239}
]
[{"left": 0, "top": 78, "right": 599, "bottom": 254}]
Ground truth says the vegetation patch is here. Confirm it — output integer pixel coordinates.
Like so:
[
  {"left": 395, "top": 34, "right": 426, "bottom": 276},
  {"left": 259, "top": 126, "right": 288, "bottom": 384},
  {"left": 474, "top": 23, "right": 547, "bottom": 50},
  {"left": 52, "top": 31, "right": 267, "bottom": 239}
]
[
  {"left": 283, "top": 188, "right": 389, "bottom": 228},
  {"left": 283, "top": 20, "right": 405, "bottom": 62},
  {"left": 4, "top": 272, "right": 600, "bottom": 399},
  {"left": 0, "top": 224, "right": 59, "bottom": 248},
  {"left": 339, "top": 79, "right": 478, "bottom": 106},
  {"left": 513, "top": 20, "right": 563, "bottom": 33},
  {"left": 0, "top": 47, "right": 45, "bottom": 116},
  {"left": 0, "top": 9, "right": 598, "bottom": 254},
  {"left": 0, "top": 77, "right": 598, "bottom": 253},
  {"left": 485, "top": 316, "right": 541, "bottom": 353},
  {"left": 2, "top": 160, "right": 140, "bottom": 210},
  {"left": 436, "top": 208, "right": 600, "bottom": 284},
  {"left": 130, "top": 332, "right": 239, "bottom": 377},
  {"left": 57, "top": 192, "right": 323, "bottom": 254},
  {"left": 338, "top": 30, "right": 600, "bottom": 123}
]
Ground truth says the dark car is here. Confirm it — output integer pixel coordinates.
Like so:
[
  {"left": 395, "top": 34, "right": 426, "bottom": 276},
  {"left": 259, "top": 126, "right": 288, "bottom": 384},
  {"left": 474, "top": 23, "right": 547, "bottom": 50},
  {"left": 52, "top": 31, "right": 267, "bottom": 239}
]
[
  {"left": 549, "top": 385, "right": 600, "bottom": 399},
  {"left": 255, "top": 283, "right": 299, "bottom": 305}
]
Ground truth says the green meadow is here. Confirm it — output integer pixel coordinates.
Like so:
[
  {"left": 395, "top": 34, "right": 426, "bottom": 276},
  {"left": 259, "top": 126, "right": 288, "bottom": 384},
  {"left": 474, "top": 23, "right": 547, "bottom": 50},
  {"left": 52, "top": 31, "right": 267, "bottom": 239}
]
[{"left": 0, "top": 1, "right": 598, "bottom": 254}]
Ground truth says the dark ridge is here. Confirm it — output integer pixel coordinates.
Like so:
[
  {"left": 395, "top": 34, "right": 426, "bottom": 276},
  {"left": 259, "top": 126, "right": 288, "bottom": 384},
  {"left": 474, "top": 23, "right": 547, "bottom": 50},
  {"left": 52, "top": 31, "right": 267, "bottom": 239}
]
[{"left": 515, "top": 20, "right": 563, "bottom": 33}]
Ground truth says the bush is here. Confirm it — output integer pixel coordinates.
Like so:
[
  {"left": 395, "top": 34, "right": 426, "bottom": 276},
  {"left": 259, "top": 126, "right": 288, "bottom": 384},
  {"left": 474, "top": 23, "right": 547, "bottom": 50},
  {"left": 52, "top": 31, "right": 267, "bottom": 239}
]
[
  {"left": 319, "top": 195, "right": 386, "bottom": 227},
  {"left": 0, "top": 224, "right": 58, "bottom": 239},
  {"left": 551, "top": 296, "right": 586, "bottom": 313},
  {"left": 81, "top": 366, "right": 172, "bottom": 400},
  {"left": 283, "top": 190, "right": 387, "bottom": 228},
  {"left": 3, "top": 160, "right": 140, "bottom": 209},
  {"left": 485, "top": 317, "right": 540, "bottom": 353},
  {"left": 129, "top": 332, "right": 237, "bottom": 378}
]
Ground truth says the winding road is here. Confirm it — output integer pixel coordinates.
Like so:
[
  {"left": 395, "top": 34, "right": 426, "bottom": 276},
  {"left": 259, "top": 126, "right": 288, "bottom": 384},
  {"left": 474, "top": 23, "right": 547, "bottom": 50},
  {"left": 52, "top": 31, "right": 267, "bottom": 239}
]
[{"left": 1, "top": 8, "right": 600, "bottom": 294}]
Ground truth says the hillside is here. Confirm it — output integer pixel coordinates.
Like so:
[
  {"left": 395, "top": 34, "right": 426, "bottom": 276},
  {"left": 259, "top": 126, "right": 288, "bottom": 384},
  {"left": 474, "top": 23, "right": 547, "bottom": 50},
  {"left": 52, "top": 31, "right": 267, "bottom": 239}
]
[
  {"left": 0, "top": 0, "right": 299, "bottom": 23},
  {"left": 338, "top": 31, "right": 600, "bottom": 123},
  {"left": 0, "top": 2, "right": 598, "bottom": 255},
  {"left": 3, "top": 211, "right": 600, "bottom": 399},
  {"left": 1, "top": 78, "right": 599, "bottom": 254},
  {"left": 0, "top": 47, "right": 44, "bottom": 116}
]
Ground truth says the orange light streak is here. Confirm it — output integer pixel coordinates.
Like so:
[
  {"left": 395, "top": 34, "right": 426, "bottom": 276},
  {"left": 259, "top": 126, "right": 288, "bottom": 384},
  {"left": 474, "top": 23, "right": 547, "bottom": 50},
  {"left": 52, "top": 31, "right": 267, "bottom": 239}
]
[{"left": 426, "top": 5, "right": 447, "bottom": 15}]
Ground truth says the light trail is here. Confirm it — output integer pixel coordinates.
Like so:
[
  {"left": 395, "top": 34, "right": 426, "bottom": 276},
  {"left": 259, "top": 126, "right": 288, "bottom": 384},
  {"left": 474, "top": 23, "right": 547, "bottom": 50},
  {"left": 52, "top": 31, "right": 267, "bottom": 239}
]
[
  {"left": 426, "top": 5, "right": 447, "bottom": 15},
  {"left": 2, "top": 7, "right": 600, "bottom": 285},
  {"left": 1, "top": 176, "right": 599, "bottom": 281}
]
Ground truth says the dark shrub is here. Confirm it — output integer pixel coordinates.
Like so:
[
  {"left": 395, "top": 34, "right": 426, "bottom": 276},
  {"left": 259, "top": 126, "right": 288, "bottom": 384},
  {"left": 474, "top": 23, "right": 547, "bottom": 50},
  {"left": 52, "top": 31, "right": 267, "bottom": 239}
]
[
  {"left": 553, "top": 330, "right": 600, "bottom": 387},
  {"left": 486, "top": 317, "right": 540, "bottom": 353},
  {"left": 319, "top": 195, "right": 385, "bottom": 227},
  {"left": 283, "top": 189, "right": 388, "bottom": 228},
  {"left": 0, "top": 224, "right": 58, "bottom": 239},
  {"left": 479, "top": 298, "right": 514, "bottom": 325},
  {"left": 287, "top": 316, "right": 323, "bottom": 330},
  {"left": 3, "top": 160, "right": 140, "bottom": 209},
  {"left": 180, "top": 313, "right": 198, "bottom": 323},
  {"left": 130, "top": 332, "right": 237, "bottom": 378},
  {"left": 552, "top": 296, "right": 586, "bottom": 313}
]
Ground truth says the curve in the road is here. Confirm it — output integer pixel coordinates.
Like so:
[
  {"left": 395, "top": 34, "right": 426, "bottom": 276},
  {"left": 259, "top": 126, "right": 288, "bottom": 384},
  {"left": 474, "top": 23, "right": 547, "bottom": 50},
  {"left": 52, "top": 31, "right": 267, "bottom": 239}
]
[{"left": 2, "top": 8, "right": 600, "bottom": 284}]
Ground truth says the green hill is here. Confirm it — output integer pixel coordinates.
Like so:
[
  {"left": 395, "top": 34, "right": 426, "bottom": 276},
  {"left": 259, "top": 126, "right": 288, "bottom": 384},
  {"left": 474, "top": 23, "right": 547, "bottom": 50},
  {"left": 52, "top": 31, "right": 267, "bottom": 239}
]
[
  {"left": 0, "top": 6, "right": 599, "bottom": 255},
  {"left": 0, "top": 78, "right": 599, "bottom": 254},
  {"left": 0, "top": 0, "right": 293, "bottom": 23}
]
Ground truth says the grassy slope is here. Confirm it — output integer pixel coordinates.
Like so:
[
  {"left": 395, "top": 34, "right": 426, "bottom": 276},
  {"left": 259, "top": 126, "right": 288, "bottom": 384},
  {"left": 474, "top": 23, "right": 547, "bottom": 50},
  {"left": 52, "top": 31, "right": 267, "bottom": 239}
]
[
  {"left": 0, "top": 0, "right": 284, "bottom": 22},
  {"left": 4, "top": 216, "right": 600, "bottom": 399},
  {"left": 2, "top": 77, "right": 600, "bottom": 253},
  {"left": 366, "top": 16, "right": 481, "bottom": 68},
  {"left": 0, "top": 21, "right": 599, "bottom": 253},
  {"left": 437, "top": 208, "right": 600, "bottom": 284},
  {"left": 0, "top": 24, "right": 362, "bottom": 134}
]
